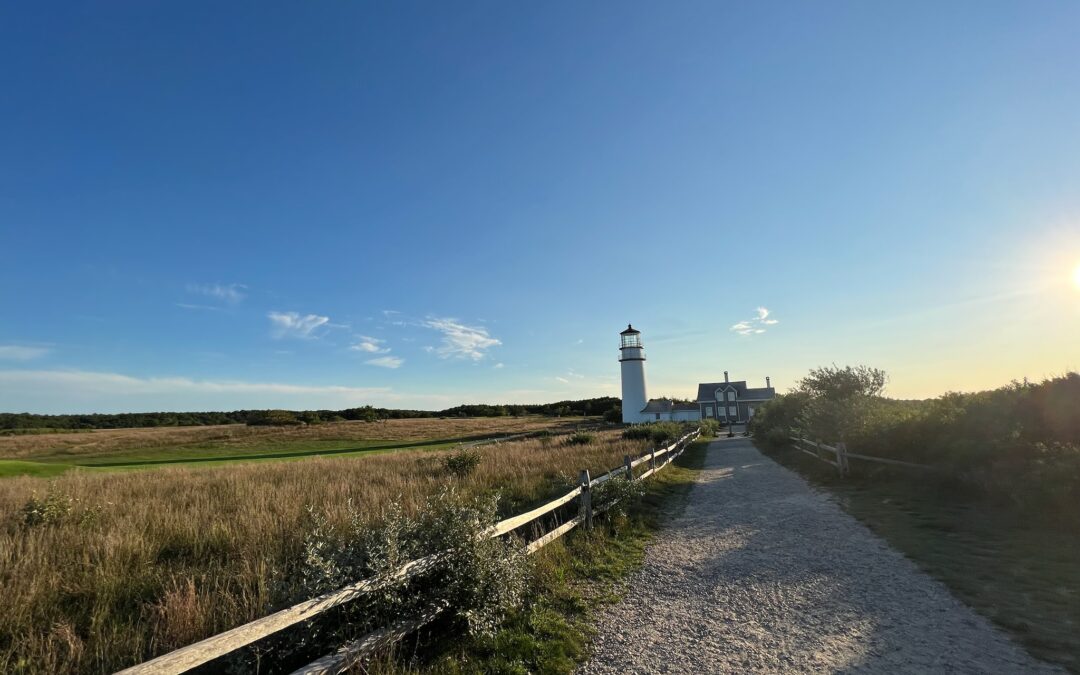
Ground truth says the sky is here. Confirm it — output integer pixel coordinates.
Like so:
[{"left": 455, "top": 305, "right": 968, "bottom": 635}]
[{"left": 2, "top": 1, "right": 1079, "bottom": 414}]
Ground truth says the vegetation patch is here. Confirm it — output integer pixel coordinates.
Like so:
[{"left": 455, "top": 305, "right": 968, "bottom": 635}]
[
  {"left": 441, "top": 448, "right": 483, "bottom": 478},
  {"left": 565, "top": 432, "right": 596, "bottom": 446},
  {"left": 0, "top": 429, "right": 648, "bottom": 673},
  {"left": 407, "top": 440, "right": 710, "bottom": 674}
]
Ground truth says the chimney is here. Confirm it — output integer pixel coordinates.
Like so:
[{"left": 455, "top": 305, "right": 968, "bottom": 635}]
[
  {"left": 724, "top": 371, "right": 729, "bottom": 383},
  {"left": 766, "top": 376, "right": 771, "bottom": 389}
]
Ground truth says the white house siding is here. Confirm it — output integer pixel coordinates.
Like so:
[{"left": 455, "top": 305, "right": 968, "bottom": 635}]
[{"left": 672, "top": 409, "right": 701, "bottom": 422}]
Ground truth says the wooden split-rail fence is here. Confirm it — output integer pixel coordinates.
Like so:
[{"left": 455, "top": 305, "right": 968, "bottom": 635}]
[
  {"left": 116, "top": 429, "right": 702, "bottom": 675},
  {"left": 791, "top": 436, "right": 938, "bottom": 475}
]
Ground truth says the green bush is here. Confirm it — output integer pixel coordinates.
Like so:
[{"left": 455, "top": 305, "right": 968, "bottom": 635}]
[
  {"left": 565, "top": 432, "right": 595, "bottom": 446},
  {"left": 21, "top": 490, "right": 72, "bottom": 527},
  {"left": 752, "top": 368, "right": 1080, "bottom": 525},
  {"left": 299, "top": 488, "right": 530, "bottom": 641},
  {"left": 620, "top": 426, "right": 652, "bottom": 440},
  {"left": 620, "top": 422, "right": 692, "bottom": 445},
  {"left": 21, "top": 487, "right": 102, "bottom": 528},
  {"left": 698, "top": 419, "right": 720, "bottom": 437},
  {"left": 593, "top": 476, "right": 646, "bottom": 526},
  {"left": 442, "top": 448, "right": 483, "bottom": 478}
]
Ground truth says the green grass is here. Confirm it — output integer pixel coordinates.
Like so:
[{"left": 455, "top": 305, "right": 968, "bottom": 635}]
[
  {"left": 0, "top": 460, "right": 74, "bottom": 478},
  {"left": 415, "top": 439, "right": 711, "bottom": 674},
  {"left": 759, "top": 440, "right": 1080, "bottom": 673},
  {"left": 0, "top": 435, "right": 520, "bottom": 478}
]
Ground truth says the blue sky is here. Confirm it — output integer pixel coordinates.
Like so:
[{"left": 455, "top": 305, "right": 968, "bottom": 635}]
[{"left": 2, "top": 1, "right": 1079, "bottom": 413}]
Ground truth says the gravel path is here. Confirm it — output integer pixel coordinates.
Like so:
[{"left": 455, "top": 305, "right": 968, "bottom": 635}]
[{"left": 580, "top": 438, "right": 1060, "bottom": 674}]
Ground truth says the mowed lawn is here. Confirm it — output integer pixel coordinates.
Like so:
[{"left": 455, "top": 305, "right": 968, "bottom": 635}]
[{"left": 0, "top": 416, "right": 590, "bottom": 476}]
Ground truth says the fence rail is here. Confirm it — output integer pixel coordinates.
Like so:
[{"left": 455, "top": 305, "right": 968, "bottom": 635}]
[
  {"left": 791, "top": 437, "right": 936, "bottom": 474},
  {"left": 117, "top": 428, "right": 701, "bottom": 675}
]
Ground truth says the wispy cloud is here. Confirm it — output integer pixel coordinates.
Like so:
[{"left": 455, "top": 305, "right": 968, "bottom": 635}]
[
  {"left": 366, "top": 356, "right": 404, "bottom": 369},
  {"left": 187, "top": 282, "right": 247, "bottom": 304},
  {"left": 423, "top": 317, "right": 501, "bottom": 361},
  {"left": 268, "top": 311, "right": 330, "bottom": 339},
  {"left": 731, "top": 306, "right": 779, "bottom": 336},
  {"left": 349, "top": 335, "right": 390, "bottom": 354},
  {"left": 0, "top": 345, "right": 50, "bottom": 361},
  {"left": 555, "top": 376, "right": 570, "bottom": 384},
  {"left": 493, "top": 362, "right": 505, "bottom": 369},
  {"left": 176, "top": 302, "right": 225, "bottom": 312}
]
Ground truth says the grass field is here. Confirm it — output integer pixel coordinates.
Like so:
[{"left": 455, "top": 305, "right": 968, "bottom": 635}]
[
  {"left": 759, "top": 441, "right": 1080, "bottom": 673},
  {"left": 0, "top": 424, "right": 651, "bottom": 674},
  {"left": 0, "top": 416, "right": 587, "bottom": 477}
]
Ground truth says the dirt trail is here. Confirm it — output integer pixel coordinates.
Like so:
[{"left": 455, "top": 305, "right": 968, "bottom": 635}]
[{"left": 580, "top": 438, "right": 1060, "bottom": 674}]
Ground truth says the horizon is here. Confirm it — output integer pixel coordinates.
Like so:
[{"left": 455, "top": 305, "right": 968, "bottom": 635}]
[{"left": 3, "top": 2, "right": 1080, "bottom": 415}]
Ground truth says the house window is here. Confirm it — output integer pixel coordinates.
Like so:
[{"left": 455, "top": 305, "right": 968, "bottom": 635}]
[
  {"left": 728, "top": 406, "right": 737, "bottom": 417},
  {"left": 655, "top": 413, "right": 661, "bottom": 420},
  {"left": 704, "top": 407, "right": 713, "bottom": 418},
  {"left": 727, "top": 391, "right": 736, "bottom": 402}
]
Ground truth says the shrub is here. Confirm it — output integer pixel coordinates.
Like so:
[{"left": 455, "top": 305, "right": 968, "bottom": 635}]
[
  {"left": 698, "top": 419, "right": 720, "bottom": 437},
  {"left": 603, "top": 407, "right": 622, "bottom": 423},
  {"left": 620, "top": 422, "right": 691, "bottom": 445},
  {"left": 593, "top": 476, "right": 646, "bottom": 526},
  {"left": 620, "top": 426, "right": 652, "bottom": 440},
  {"left": 299, "top": 488, "right": 531, "bottom": 642},
  {"left": 645, "top": 422, "right": 684, "bottom": 445},
  {"left": 21, "top": 489, "right": 73, "bottom": 527},
  {"left": 565, "top": 432, "right": 595, "bottom": 446},
  {"left": 442, "top": 448, "right": 483, "bottom": 478},
  {"left": 20, "top": 487, "right": 102, "bottom": 528}
]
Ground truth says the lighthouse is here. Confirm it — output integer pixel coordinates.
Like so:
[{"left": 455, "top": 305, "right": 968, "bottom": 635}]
[{"left": 619, "top": 324, "right": 649, "bottom": 423}]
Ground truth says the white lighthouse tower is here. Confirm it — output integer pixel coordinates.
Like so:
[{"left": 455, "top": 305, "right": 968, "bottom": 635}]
[{"left": 619, "top": 324, "right": 649, "bottom": 423}]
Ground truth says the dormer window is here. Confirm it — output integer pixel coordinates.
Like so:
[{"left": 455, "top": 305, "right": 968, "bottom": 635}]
[{"left": 727, "top": 391, "right": 736, "bottom": 402}]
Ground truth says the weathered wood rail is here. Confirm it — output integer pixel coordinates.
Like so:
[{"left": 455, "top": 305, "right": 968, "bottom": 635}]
[
  {"left": 116, "top": 428, "right": 701, "bottom": 675},
  {"left": 791, "top": 437, "right": 937, "bottom": 475}
]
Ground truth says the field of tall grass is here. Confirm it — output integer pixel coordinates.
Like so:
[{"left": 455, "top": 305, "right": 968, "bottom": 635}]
[
  {"left": 0, "top": 430, "right": 647, "bottom": 674},
  {"left": 0, "top": 416, "right": 577, "bottom": 462}
]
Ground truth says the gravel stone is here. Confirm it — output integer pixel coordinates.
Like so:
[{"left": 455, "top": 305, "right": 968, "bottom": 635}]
[{"left": 579, "top": 438, "right": 1061, "bottom": 674}]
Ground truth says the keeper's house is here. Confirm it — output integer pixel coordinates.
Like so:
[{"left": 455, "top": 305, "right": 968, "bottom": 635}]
[{"left": 618, "top": 323, "right": 775, "bottom": 424}]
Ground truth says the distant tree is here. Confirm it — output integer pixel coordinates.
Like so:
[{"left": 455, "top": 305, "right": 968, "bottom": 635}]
[
  {"left": 247, "top": 409, "right": 302, "bottom": 426},
  {"left": 796, "top": 365, "right": 887, "bottom": 400}
]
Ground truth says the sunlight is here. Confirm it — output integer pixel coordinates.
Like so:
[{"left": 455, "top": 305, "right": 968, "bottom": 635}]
[{"left": 1073, "top": 261, "right": 1080, "bottom": 291}]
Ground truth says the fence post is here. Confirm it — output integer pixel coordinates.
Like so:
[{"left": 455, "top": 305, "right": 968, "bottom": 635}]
[
  {"left": 838, "top": 441, "right": 850, "bottom": 476},
  {"left": 624, "top": 455, "right": 633, "bottom": 481},
  {"left": 579, "top": 469, "right": 593, "bottom": 530},
  {"left": 649, "top": 446, "right": 656, "bottom": 472}
]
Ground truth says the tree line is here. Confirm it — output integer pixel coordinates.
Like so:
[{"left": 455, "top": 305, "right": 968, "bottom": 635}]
[{"left": 0, "top": 396, "right": 622, "bottom": 431}]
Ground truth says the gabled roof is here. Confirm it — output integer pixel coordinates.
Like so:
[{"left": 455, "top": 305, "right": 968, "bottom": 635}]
[
  {"left": 695, "top": 381, "right": 776, "bottom": 401},
  {"left": 640, "top": 399, "right": 699, "bottom": 413},
  {"left": 696, "top": 381, "right": 747, "bottom": 400},
  {"left": 742, "top": 387, "right": 775, "bottom": 400}
]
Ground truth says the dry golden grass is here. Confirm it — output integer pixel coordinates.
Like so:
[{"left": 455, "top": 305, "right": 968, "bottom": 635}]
[
  {"left": 0, "top": 430, "right": 644, "bottom": 674},
  {"left": 0, "top": 416, "right": 581, "bottom": 462}
]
